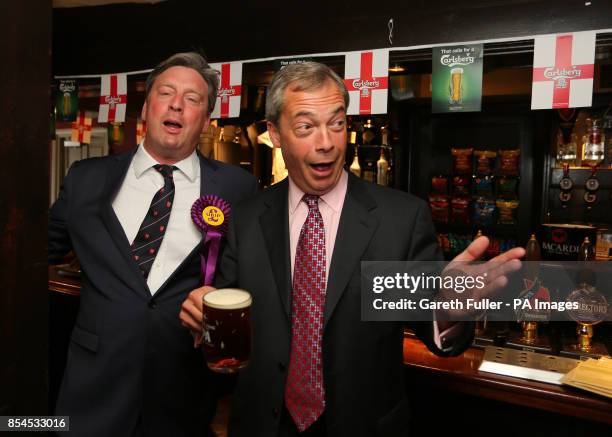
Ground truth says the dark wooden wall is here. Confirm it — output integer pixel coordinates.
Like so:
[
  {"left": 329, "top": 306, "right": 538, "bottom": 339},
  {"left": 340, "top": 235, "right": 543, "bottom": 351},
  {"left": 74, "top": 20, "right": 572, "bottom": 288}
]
[
  {"left": 53, "top": 0, "right": 612, "bottom": 76},
  {"left": 0, "top": 0, "right": 52, "bottom": 417}
]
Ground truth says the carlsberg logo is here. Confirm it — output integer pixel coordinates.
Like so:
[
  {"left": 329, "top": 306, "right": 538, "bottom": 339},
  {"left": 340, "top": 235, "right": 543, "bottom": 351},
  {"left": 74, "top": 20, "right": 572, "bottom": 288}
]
[
  {"left": 352, "top": 79, "right": 380, "bottom": 89},
  {"left": 105, "top": 95, "right": 122, "bottom": 105},
  {"left": 543, "top": 67, "right": 582, "bottom": 81},
  {"left": 218, "top": 87, "right": 237, "bottom": 97},
  {"left": 60, "top": 82, "right": 76, "bottom": 93},
  {"left": 441, "top": 54, "right": 475, "bottom": 67}
]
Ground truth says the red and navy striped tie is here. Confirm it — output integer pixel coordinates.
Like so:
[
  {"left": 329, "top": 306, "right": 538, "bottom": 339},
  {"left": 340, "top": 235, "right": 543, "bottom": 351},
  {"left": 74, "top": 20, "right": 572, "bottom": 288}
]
[{"left": 131, "top": 164, "right": 177, "bottom": 278}]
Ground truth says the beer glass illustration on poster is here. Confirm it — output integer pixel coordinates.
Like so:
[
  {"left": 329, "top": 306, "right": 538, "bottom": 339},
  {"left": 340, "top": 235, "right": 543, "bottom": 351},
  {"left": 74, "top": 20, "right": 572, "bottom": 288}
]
[{"left": 432, "top": 44, "right": 483, "bottom": 113}]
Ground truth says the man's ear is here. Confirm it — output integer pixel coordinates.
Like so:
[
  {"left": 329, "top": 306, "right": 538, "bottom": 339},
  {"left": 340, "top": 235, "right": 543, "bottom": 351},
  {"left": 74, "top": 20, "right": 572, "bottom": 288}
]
[
  {"left": 141, "top": 101, "right": 147, "bottom": 121},
  {"left": 267, "top": 121, "right": 281, "bottom": 148},
  {"left": 201, "top": 114, "right": 211, "bottom": 134}
]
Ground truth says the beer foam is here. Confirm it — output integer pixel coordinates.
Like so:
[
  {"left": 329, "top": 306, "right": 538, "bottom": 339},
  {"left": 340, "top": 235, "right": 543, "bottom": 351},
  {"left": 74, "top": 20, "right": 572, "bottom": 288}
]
[{"left": 204, "top": 288, "right": 252, "bottom": 310}]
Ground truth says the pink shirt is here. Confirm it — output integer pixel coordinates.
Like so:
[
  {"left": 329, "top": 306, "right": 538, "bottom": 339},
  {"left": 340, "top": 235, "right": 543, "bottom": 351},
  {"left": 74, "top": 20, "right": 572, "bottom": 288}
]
[
  {"left": 287, "top": 170, "right": 458, "bottom": 350},
  {"left": 288, "top": 170, "right": 348, "bottom": 284}
]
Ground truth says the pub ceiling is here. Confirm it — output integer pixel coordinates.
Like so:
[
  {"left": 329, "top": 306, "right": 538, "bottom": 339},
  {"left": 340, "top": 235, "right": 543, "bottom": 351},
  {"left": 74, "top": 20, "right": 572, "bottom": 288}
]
[{"left": 52, "top": 0, "right": 612, "bottom": 76}]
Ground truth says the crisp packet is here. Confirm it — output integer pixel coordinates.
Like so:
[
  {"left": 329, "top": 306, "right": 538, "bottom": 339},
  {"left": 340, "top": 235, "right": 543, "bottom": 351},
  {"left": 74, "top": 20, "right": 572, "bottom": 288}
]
[
  {"left": 452, "top": 148, "right": 473, "bottom": 174},
  {"left": 431, "top": 175, "right": 448, "bottom": 194},
  {"left": 496, "top": 199, "right": 519, "bottom": 225},
  {"left": 452, "top": 175, "right": 471, "bottom": 196},
  {"left": 475, "top": 150, "right": 497, "bottom": 175},
  {"left": 451, "top": 197, "right": 470, "bottom": 224},
  {"left": 473, "top": 197, "right": 496, "bottom": 226},
  {"left": 429, "top": 194, "right": 449, "bottom": 224},
  {"left": 499, "top": 149, "right": 520, "bottom": 175}
]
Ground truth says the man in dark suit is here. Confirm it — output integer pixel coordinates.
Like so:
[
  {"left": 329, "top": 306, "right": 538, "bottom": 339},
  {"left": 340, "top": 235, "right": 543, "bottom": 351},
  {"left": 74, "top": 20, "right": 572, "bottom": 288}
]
[
  {"left": 49, "top": 52, "right": 257, "bottom": 436},
  {"left": 180, "top": 62, "right": 524, "bottom": 437}
]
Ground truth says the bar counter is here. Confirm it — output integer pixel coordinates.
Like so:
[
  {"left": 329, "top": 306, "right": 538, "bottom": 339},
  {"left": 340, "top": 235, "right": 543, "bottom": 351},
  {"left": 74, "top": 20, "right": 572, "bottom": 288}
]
[
  {"left": 50, "top": 266, "right": 611, "bottom": 430},
  {"left": 402, "top": 336, "right": 611, "bottom": 425}
]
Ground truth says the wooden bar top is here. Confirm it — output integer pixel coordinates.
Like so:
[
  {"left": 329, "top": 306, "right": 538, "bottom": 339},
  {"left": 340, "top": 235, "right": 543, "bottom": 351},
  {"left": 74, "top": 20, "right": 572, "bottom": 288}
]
[
  {"left": 403, "top": 336, "right": 612, "bottom": 425},
  {"left": 49, "top": 265, "right": 81, "bottom": 297}
]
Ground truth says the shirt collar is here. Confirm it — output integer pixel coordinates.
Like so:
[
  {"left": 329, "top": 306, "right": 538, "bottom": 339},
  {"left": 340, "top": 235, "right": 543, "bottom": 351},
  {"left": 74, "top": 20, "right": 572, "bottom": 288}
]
[
  {"left": 288, "top": 170, "right": 348, "bottom": 214},
  {"left": 133, "top": 143, "right": 199, "bottom": 182}
]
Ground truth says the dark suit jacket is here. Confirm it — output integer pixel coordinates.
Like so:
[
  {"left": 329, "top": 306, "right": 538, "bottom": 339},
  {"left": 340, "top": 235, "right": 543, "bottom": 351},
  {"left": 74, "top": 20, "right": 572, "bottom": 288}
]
[
  {"left": 215, "top": 174, "right": 473, "bottom": 437},
  {"left": 49, "top": 149, "right": 257, "bottom": 437}
]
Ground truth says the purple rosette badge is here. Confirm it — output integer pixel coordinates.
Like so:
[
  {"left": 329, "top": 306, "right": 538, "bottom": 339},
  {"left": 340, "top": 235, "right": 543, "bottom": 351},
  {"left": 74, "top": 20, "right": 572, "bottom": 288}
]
[{"left": 191, "top": 195, "right": 231, "bottom": 286}]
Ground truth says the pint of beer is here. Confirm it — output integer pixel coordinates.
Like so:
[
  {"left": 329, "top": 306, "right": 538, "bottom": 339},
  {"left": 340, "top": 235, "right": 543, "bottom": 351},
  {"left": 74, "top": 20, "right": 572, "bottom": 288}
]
[
  {"left": 450, "top": 68, "right": 463, "bottom": 103},
  {"left": 202, "top": 288, "right": 252, "bottom": 373}
]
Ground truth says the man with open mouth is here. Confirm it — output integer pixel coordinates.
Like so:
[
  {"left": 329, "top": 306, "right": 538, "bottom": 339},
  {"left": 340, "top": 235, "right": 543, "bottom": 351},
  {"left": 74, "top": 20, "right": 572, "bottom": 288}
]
[
  {"left": 49, "top": 52, "right": 257, "bottom": 436},
  {"left": 181, "top": 61, "right": 524, "bottom": 437}
]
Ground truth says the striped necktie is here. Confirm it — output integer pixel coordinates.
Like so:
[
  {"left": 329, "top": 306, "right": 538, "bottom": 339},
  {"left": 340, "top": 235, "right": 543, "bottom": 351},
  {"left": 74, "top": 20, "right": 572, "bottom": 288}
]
[{"left": 131, "top": 164, "right": 177, "bottom": 278}]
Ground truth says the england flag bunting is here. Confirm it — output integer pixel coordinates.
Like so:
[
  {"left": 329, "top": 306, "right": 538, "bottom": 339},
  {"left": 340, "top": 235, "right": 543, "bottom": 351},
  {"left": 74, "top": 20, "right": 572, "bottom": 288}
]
[
  {"left": 210, "top": 62, "right": 242, "bottom": 119},
  {"left": 344, "top": 49, "right": 389, "bottom": 115},
  {"left": 98, "top": 74, "right": 127, "bottom": 123},
  {"left": 531, "top": 31, "right": 596, "bottom": 110},
  {"left": 71, "top": 112, "right": 92, "bottom": 144}
]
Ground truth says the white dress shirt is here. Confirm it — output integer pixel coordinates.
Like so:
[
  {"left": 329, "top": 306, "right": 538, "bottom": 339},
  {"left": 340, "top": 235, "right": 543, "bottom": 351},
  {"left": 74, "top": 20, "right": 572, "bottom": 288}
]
[{"left": 112, "top": 144, "right": 201, "bottom": 294}]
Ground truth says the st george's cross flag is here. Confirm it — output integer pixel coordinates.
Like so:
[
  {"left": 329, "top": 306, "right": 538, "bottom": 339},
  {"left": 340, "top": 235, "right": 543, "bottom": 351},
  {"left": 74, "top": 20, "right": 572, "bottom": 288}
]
[
  {"left": 210, "top": 62, "right": 242, "bottom": 119},
  {"left": 531, "top": 31, "right": 596, "bottom": 110},
  {"left": 344, "top": 49, "right": 389, "bottom": 115},
  {"left": 98, "top": 73, "right": 128, "bottom": 122},
  {"left": 71, "top": 112, "right": 92, "bottom": 144}
]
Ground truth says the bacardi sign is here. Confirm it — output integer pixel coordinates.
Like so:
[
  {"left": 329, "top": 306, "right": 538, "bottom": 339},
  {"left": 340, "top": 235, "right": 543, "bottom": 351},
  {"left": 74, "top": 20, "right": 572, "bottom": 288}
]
[
  {"left": 542, "top": 241, "right": 579, "bottom": 256},
  {"left": 541, "top": 224, "right": 596, "bottom": 261}
]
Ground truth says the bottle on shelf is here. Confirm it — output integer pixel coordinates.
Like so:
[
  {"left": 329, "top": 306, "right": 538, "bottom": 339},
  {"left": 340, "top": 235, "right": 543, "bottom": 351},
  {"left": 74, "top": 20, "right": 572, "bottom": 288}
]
[
  {"left": 578, "top": 236, "right": 595, "bottom": 262},
  {"left": 376, "top": 148, "right": 389, "bottom": 186},
  {"left": 362, "top": 118, "right": 378, "bottom": 145},
  {"left": 582, "top": 118, "right": 605, "bottom": 167},
  {"left": 362, "top": 161, "right": 375, "bottom": 183},
  {"left": 380, "top": 122, "right": 389, "bottom": 146},
  {"left": 524, "top": 233, "right": 542, "bottom": 280},
  {"left": 556, "top": 129, "right": 577, "bottom": 166},
  {"left": 349, "top": 146, "right": 361, "bottom": 178}
]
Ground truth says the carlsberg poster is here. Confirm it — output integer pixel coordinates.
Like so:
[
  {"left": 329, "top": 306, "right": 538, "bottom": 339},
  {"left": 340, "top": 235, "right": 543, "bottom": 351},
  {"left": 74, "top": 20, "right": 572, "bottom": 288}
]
[{"left": 432, "top": 44, "right": 483, "bottom": 113}]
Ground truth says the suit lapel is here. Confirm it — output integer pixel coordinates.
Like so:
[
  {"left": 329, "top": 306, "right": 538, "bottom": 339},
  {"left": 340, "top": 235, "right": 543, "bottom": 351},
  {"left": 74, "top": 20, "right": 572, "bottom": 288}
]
[
  {"left": 324, "top": 175, "right": 378, "bottom": 327},
  {"left": 100, "top": 148, "right": 150, "bottom": 294},
  {"left": 259, "top": 180, "right": 292, "bottom": 320}
]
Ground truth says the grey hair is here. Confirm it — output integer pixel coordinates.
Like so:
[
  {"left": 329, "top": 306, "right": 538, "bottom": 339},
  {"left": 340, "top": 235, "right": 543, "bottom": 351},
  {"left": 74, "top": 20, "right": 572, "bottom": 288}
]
[
  {"left": 265, "top": 62, "right": 349, "bottom": 126},
  {"left": 145, "top": 52, "right": 219, "bottom": 114}
]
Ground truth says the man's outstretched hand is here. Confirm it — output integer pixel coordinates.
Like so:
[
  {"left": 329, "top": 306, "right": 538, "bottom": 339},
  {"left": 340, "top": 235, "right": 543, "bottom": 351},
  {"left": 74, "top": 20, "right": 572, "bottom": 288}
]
[{"left": 438, "top": 236, "right": 526, "bottom": 319}]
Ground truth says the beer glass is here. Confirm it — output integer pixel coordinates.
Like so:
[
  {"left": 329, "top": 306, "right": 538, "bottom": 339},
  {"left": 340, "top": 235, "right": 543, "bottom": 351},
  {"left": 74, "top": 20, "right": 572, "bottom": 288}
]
[
  {"left": 202, "top": 288, "right": 252, "bottom": 373},
  {"left": 449, "top": 68, "right": 463, "bottom": 103}
]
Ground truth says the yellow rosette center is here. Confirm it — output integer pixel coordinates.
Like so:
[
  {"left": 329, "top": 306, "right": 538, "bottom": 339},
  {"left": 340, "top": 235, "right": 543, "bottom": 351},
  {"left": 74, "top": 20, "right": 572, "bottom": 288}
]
[{"left": 202, "top": 206, "right": 225, "bottom": 227}]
